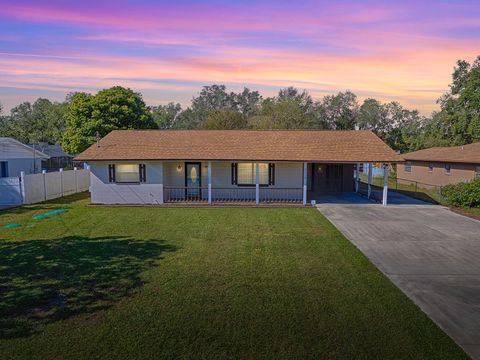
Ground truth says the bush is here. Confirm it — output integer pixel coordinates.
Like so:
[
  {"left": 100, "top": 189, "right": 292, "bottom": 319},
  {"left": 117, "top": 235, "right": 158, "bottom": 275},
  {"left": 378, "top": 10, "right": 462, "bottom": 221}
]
[{"left": 441, "top": 178, "right": 480, "bottom": 208}]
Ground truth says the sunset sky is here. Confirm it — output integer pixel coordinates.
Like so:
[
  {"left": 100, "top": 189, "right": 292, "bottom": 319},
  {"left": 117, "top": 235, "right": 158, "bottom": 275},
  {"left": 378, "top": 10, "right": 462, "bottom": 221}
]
[{"left": 0, "top": 0, "right": 479, "bottom": 115}]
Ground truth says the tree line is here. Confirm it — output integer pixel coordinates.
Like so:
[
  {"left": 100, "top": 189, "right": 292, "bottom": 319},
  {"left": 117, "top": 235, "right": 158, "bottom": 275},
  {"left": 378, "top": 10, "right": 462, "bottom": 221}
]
[{"left": 0, "top": 56, "right": 479, "bottom": 155}]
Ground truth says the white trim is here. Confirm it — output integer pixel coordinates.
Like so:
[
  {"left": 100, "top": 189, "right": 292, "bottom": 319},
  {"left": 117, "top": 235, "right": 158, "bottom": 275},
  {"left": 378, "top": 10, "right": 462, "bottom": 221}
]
[
  {"left": 255, "top": 162, "right": 260, "bottom": 205},
  {"left": 382, "top": 164, "right": 389, "bottom": 206},
  {"left": 367, "top": 162, "right": 372, "bottom": 199},
  {"left": 303, "top": 162, "right": 307, "bottom": 205}
]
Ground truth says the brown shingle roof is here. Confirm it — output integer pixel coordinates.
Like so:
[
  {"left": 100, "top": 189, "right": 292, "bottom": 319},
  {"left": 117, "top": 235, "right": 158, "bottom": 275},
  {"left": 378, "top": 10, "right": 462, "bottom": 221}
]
[
  {"left": 74, "top": 130, "right": 402, "bottom": 163},
  {"left": 403, "top": 142, "right": 480, "bottom": 164}
]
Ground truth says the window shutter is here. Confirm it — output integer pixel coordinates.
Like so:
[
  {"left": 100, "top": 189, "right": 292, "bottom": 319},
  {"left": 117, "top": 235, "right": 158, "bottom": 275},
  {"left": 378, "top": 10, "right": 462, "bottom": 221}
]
[
  {"left": 268, "top": 163, "right": 275, "bottom": 185},
  {"left": 139, "top": 164, "right": 146, "bottom": 182},
  {"left": 108, "top": 164, "right": 116, "bottom": 182},
  {"left": 231, "top": 163, "right": 237, "bottom": 185}
]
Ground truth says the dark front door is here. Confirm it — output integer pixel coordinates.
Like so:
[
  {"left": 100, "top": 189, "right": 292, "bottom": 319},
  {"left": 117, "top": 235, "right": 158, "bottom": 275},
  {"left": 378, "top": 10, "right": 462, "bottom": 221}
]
[
  {"left": 185, "top": 162, "right": 201, "bottom": 198},
  {"left": 312, "top": 164, "right": 344, "bottom": 194}
]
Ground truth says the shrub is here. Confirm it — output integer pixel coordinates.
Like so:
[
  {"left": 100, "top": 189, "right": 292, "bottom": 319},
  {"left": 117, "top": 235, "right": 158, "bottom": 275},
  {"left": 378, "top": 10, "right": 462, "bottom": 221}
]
[{"left": 441, "top": 177, "right": 480, "bottom": 208}]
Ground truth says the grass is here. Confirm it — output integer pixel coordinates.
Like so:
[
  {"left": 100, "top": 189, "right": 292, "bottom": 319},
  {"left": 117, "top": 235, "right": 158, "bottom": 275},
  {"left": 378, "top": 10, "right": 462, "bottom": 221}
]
[{"left": 0, "top": 193, "right": 467, "bottom": 359}]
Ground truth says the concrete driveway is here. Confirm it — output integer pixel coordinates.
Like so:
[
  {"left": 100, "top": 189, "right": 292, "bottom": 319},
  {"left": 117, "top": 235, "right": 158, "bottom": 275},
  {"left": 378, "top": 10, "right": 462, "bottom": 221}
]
[{"left": 317, "top": 202, "right": 480, "bottom": 359}]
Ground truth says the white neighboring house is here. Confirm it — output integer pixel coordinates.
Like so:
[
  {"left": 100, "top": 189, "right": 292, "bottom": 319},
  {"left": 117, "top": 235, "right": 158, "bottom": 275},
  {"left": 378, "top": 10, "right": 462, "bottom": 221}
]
[{"left": 0, "top": 137, "right": 49, "bottom": 178}]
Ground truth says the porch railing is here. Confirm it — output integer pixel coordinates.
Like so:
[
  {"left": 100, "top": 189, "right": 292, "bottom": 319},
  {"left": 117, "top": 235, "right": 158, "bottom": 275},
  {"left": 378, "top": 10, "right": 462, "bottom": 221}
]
[
  {"left": 260, "top": 188, "right": 303, "bottom": 203},
  {"left": 211, "top": 187, "right": 256, "bottom": 203},
  {"left": 163, "top": 186, "right": 303, "bottom": 204},
  {"left": 163, "top": 186, "right": 208, "bottom": 203}
]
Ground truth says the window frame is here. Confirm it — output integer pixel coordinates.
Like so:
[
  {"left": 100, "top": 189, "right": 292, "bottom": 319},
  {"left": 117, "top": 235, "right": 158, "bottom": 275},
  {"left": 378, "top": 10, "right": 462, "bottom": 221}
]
[
  {"left": 108, "top": 163, "right": 146, "bottom": 184},
  {"left": 445, "top": 163, "right": 451, "bottom": 175},
  {"left": 231, "top": 162, "right": 274, "bottom": 187},
  {"left": 404, "top": 161, "right": 412, "bottom": 172},
  {"left": 0, "top": 161, "right": 8, "bottom": 178}
]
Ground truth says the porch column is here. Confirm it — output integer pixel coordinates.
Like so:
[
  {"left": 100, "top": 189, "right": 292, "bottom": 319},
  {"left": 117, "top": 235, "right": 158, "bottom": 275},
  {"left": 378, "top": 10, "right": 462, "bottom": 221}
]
[
  {"left": 367, "top": 162, "right": 373, "bottom": 199},
  {"left": 158, "top": 162, "right": 164, "bottom": 204},
  {"left": 255, "top": 162, "right": 260, "bottom": 205},
  {"left": 208, "top": 161, "right": 212, "bottom": 205},
  {"left": 382, "top": 163, "right": 389, "bottom": 206},
  {"left": 355, "top": 163, "right": 360, "bottom": 193},
  {"left": 303, "top": 162, "right": 307, "bottom": 205}
]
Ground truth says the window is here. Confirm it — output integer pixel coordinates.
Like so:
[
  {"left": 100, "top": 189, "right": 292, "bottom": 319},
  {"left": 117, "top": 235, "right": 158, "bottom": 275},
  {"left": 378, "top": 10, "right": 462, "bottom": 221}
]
[
  {"left": 428, "top": 163, "right": 434, "bottom": 172},
  {"left": 0, "top": 161, "right": 8, "bottom": 178},
  {"left": 108, "top": 164, "right": 146, "bottom": 183},
  {"left": 404, "top": 162, "right": 412, "bottom": 172},
  {"left": 476, "top": 166, "right": 480, "bottom": 178},
  {"left": 445, "top": 163, "right": 451, "bottom": 175},
  {"left": 232, "top": 162, "right": 273, "bottom": 186}
]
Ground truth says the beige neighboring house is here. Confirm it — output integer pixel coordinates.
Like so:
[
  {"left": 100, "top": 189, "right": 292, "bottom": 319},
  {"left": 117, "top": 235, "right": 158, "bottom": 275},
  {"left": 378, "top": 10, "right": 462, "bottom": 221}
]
[
  {"left": 75, "top": 129, "right": 402, "bottom": 206},
  {"left": 400, "top": 142, "right": 480, "bottom": 187}
]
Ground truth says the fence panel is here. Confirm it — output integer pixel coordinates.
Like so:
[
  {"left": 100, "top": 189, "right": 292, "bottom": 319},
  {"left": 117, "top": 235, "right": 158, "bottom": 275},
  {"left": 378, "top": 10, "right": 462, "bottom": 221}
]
[
  {"left": 21, "top": 169, "right": 91, "bottom": 205},
  {"left": 23, "top": 173, "right": 46, "bottom": 204},
  {"left": 0, "top": 177, "right": 22, "bottom": 206}
]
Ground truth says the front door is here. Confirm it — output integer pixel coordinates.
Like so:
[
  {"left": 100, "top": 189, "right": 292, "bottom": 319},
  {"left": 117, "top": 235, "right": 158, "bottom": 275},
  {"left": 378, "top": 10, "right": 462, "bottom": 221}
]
[{"left": 185, "top": 162, "right": 201, "bottom": 198}]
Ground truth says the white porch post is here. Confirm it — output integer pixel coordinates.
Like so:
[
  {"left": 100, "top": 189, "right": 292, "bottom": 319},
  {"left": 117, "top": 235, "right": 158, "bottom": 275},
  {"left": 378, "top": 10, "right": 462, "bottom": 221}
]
[
  {"left": 367, "top": 162, "right": 373, "bottom": 199},
  {"left": 355, "top": 163, "right": 360, "bottom": 193},
  {"left": 382, "top": 163, "right": 389, "bottom": 206},
  {"left": 303, "top": 162, "right": 307, "bottom": 205},
  {"left": 208, "top": 161, "right": 212, "bottom": 205},
  {"left": 255, "top": 162, "right": 260, "bottom": 205},
  {"left": 159, "top": 161, "right": 164, "bottom": 204}
]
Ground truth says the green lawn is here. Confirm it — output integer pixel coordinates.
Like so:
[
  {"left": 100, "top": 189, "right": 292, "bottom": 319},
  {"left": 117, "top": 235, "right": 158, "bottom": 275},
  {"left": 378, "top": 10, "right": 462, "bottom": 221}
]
[{"left": 0, "top": 194, "right": 467, "bottom": 359}]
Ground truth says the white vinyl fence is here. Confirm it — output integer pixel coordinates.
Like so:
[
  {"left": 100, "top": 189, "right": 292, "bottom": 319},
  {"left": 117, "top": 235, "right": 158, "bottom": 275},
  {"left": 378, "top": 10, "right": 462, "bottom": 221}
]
[{"left": 0, "top": 168, "right": 90, "bottom": 206}]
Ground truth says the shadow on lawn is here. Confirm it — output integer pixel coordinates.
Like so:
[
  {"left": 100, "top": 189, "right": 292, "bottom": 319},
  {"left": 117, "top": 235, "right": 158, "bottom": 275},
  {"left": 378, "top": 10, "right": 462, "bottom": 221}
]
[{"left": 0, "top": 235, "right": 176, "bottom": 338}]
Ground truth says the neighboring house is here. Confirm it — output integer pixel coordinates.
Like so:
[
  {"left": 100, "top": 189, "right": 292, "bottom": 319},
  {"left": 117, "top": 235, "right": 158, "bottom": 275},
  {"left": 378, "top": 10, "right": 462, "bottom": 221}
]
[
  {"left": 400, "top": 142, "right": 480, "bottom": 187},
  {"left": 74, "top": 130, "right": 402, "bottom": 205},
  {"left": 32, "top": 143, "right": 73, "bottom": 171},
  {"left": 0, "top": 137, "right": 49, "bottom": 177}
]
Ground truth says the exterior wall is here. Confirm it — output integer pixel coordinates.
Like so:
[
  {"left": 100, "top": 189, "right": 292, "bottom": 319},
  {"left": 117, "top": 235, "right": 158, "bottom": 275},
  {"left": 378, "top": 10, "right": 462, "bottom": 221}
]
[
  {"left": 89, "top": 161, "right": 164, "bottom": 205},
  {"left": 88, "top": 160, "right": 304, "bottom": 204},
  {"left": 0, "top": 158, "right": 43, "bottom": 177},
  {"left": 399, "top": 161, "right": 477, "bottom": 187}
]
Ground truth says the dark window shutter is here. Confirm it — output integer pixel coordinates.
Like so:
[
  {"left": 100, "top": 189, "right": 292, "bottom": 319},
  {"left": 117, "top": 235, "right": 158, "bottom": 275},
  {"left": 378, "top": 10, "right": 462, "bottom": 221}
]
[
  {"left": 231, "top": 163, "right": 237, "bottom": 185},
  {"left": 269, "top": 163, "right": 275, "bottom": 185},
  {"left": 108, "top": 164, "right": 116, "bottom": 182},
  {"left": 0, "top": 162, "right": 8, "bottom": 178},
  {"left": 139, "top": 164, "right": 146, "bottom": 182}
]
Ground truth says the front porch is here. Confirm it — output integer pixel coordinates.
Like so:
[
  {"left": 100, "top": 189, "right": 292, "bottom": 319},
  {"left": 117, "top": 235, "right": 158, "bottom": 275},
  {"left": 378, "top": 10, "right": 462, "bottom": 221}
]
[{"left": 88, "top": 160, "right": 392, "bottom": 206}]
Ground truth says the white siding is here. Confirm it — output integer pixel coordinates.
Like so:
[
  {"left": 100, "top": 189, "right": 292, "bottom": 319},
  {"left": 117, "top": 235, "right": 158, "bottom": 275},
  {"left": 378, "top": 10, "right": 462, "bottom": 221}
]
[{"left": 88, "top": 160, "right": 303, "bottom": 204}]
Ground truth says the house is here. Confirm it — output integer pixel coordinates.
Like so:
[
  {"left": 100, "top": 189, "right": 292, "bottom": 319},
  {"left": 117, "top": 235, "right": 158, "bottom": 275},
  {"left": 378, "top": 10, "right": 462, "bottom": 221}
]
[
  {"left": 400, "top": 142, "right": 480, "bottom": 187},
  {"left": 0, "top": 137, "right": 49, "bottom": 177},
  {"left": 32, "top": 143, "right": 73, "bottom": 171},
  {"left": 74, "top": 130, "right": 402, "bottom": 206}
]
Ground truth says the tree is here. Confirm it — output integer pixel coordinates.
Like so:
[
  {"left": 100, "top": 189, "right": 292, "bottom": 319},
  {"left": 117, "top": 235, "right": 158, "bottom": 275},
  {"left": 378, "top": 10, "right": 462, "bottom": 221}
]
[
  {"left": 431, "top": 56, "right": 480, "bottom": 145},
  {"left": 248, "top": 99, "right": 314, "bottom": 129},
  {"left": 62, "top": 86, "right": 156, "bottom": 154},
  {"left": 201, "top": 109, "right": 247, "bottom": 129},
  {"left": 276, "top": 87, "right": 313, "bottom": 113},
  {"left": 233, "top": 88, "right": 262, "bottom": 118},
  {"left": 151, "top": 102, "right": 182, "bottom": 129},
  {"left": 321, "top": 91, "right": 359, "bottom": 129},
  {"left": 0, "top": 99, "right": 67, "bottom": 144}
]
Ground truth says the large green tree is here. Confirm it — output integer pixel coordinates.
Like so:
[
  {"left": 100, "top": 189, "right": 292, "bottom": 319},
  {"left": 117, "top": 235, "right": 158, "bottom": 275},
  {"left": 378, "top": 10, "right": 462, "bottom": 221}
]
[
  {"left": 429, "top": 56, "right": 480, "bottom": 145},
  {"left": 151, "top": 102, "right": 182, "bottom": 129},
  {"left": 248, "top": 98, "right": 314, "bottom": 129},
  {"left": 62, "top": 86, "right": 156, "bottom": 154},
  {"left": 0, "top": 98, "right": 67, "bottom": 144},
  {"left": 320, "top": 91, "right": 359, "bottom": 129}
]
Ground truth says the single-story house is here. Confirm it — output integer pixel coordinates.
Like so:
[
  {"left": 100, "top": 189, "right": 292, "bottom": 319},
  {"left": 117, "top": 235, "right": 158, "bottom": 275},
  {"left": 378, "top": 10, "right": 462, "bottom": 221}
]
[
  {"left": 400, "top": 142, "right": 480, "bottom": 187},
  {"left": 0, "top": 137, "right": 49, "bottom": 177},
  {"left": 32, "top": 143, "right": 74, "bottom": 171},
  {"left": 74, "top": 130, "right": 402, "bottom": 206}
]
